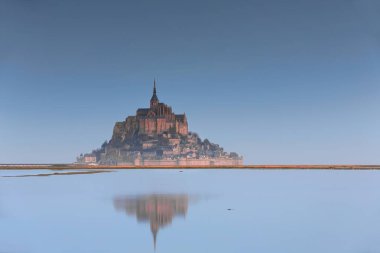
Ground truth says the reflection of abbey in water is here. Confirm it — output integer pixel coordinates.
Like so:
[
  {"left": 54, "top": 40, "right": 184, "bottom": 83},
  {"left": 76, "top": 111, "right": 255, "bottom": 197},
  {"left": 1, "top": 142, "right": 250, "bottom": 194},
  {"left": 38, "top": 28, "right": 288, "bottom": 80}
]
[{"left": 114, "top": 194, "right": 190, "bottom": 250}]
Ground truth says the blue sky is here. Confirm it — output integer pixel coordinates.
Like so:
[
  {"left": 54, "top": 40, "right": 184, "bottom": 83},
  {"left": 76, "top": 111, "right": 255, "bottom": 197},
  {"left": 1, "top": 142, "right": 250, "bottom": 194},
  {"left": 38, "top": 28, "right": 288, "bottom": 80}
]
[{"left": 0, "top": 0, "right": 379, "bottom": 164}]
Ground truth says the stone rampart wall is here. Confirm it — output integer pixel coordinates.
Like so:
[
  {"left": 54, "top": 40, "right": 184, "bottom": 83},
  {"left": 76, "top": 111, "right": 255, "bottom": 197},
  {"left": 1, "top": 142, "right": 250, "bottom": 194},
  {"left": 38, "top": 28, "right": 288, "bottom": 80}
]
[{"left": 134, "top": 158, "right": 243, "bottom": 166}]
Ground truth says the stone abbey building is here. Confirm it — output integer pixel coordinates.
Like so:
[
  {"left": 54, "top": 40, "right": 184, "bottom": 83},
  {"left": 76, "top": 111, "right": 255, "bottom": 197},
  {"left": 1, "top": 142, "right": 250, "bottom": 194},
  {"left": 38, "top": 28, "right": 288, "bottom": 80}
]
[
  {"left": 121, "top": 80, "right": 188, "bottom": 137},
  {"left": 78, "top": 80, "right": 243, "bottom": 166}
]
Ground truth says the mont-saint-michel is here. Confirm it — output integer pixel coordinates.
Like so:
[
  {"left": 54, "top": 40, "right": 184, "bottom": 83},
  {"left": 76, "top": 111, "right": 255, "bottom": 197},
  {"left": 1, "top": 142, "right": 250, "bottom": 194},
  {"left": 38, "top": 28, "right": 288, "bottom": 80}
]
[{"left": 77, "top": 80, "right": 243, "bottom": 166}]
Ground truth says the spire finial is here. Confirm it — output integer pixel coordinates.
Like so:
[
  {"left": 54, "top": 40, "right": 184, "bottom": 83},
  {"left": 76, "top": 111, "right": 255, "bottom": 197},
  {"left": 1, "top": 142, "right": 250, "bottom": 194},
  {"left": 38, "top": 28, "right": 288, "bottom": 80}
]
[{"left": 153, "top": 78, "right": 157, "bottom": 95}]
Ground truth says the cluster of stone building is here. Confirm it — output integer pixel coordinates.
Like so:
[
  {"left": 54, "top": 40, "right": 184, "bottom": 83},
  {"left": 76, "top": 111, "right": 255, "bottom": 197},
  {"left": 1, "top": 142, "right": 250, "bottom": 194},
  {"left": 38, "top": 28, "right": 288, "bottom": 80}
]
[{"left": 77, "top": 80, "right": 243, "bottom": 166}]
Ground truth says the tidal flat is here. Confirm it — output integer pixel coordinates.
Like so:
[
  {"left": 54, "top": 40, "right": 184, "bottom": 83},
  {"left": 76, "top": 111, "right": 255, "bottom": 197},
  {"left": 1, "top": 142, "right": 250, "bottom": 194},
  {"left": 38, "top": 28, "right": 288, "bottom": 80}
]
[{"left": 1, "top": 169, "right": 380, "bottom": 253}]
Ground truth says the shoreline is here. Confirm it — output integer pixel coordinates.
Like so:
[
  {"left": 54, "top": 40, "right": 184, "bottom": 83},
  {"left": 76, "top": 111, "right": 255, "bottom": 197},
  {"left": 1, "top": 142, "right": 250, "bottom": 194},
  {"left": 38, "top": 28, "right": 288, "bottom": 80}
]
[{"left": 1, "top": 164, "right": 380, "bottom": 170}]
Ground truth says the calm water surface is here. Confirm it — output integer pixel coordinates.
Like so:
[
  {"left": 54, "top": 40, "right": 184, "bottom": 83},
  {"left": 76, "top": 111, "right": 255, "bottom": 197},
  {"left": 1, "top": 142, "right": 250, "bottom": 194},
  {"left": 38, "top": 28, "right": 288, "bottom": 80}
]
[{"left": 1, "top": 169, "right": 379, "bottom": 253}]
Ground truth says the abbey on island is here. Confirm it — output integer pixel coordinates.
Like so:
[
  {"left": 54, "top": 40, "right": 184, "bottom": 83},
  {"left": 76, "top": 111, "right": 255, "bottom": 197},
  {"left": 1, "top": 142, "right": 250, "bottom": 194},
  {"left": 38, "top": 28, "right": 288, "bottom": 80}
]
[{"left": 77, "top": 80, "right": 243, "bottom": 166}]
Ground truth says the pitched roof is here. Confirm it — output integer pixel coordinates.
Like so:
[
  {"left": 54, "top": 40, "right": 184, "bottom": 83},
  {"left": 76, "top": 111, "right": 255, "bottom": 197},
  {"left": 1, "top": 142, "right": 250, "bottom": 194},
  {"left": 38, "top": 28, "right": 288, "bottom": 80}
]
[
  {"left": 136, "top": 108, "right": 150, "bottom": 116},
  {"left": 175, "top": 114, "right": 186, "bottom": 122}
]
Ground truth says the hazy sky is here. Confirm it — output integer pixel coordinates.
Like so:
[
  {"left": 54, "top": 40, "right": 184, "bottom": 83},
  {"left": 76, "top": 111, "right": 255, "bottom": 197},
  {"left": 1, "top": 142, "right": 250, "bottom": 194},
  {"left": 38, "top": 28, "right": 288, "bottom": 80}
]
[{"left": 1, "top": 0, "right": 379, "bottom": 164}]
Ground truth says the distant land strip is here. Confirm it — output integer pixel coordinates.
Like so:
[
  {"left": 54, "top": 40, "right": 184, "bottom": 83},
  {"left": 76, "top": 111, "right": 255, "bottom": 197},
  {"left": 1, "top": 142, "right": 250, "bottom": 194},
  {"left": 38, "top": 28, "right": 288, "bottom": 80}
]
[
  {"left": 1, "top": 164, "right": 380, "bottom": 170},
  {"left": 2, "top": 170, "right": 113, "bottom": 178}
]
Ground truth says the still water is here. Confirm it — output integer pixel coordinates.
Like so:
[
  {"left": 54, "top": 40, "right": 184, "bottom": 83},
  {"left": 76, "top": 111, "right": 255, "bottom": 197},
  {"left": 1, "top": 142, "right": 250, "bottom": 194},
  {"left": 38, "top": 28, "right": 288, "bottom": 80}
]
[{"left": 1, "top": 169, "right": 379, "bottom": 253}]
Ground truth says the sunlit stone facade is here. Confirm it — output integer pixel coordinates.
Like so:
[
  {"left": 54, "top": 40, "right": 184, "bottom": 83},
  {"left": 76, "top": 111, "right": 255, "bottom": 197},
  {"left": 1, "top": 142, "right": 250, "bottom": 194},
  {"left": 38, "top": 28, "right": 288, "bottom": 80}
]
[{"left": 134, "top": 80, "right": 188, "bottom": 136}]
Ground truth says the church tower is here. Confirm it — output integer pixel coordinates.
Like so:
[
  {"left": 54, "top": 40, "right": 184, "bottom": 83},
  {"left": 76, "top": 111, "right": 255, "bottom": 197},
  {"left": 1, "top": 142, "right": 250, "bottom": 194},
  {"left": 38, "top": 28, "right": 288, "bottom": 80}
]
[{"left": 150, "top": 79, "right": 159, "bottom": 108}]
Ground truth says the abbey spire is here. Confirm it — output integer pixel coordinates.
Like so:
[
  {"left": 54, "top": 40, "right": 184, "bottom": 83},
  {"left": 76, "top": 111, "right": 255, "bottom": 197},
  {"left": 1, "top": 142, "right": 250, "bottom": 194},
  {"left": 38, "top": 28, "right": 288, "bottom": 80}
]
[{"left": 150, "top": 79, "right": 159, "bottom": 108}]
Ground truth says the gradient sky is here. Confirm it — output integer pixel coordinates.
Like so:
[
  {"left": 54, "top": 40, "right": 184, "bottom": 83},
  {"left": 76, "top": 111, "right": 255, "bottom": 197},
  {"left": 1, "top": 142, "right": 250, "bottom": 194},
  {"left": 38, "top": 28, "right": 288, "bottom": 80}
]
[{"left": 0, "top": 0, "right": 379, "bottom": 164}]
